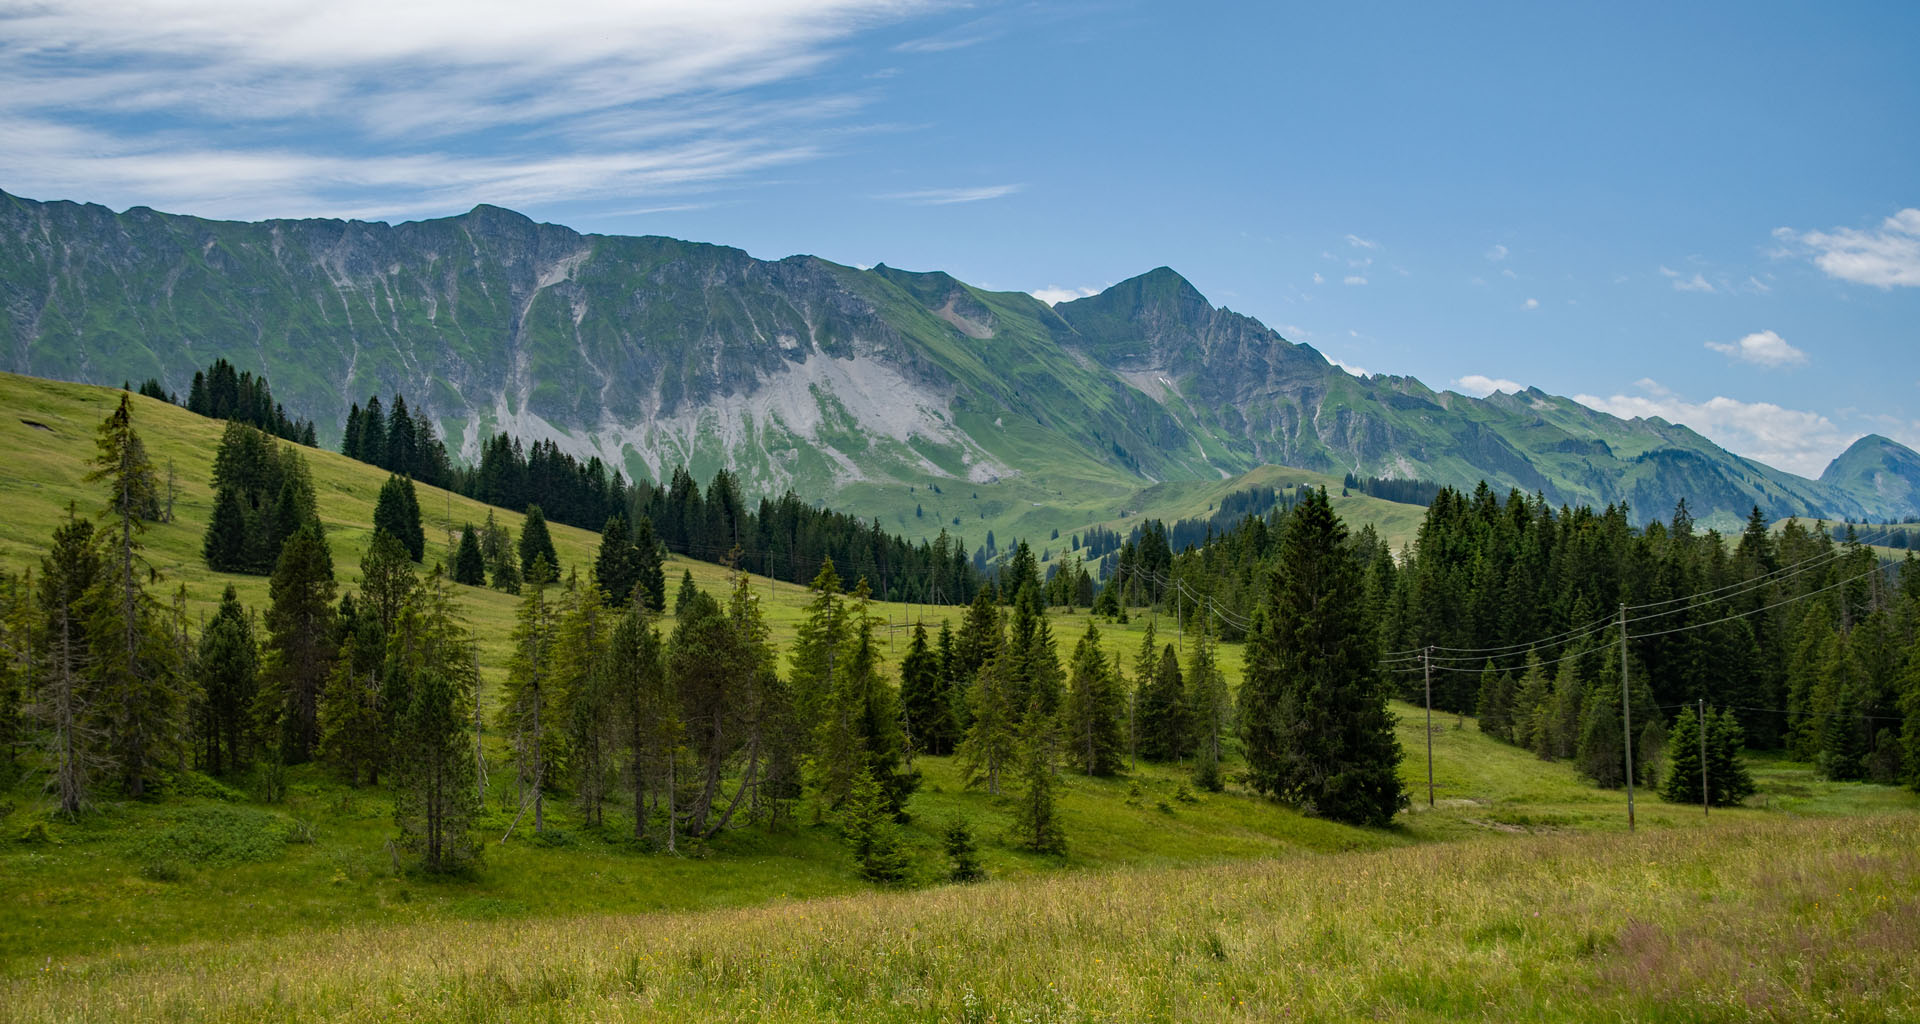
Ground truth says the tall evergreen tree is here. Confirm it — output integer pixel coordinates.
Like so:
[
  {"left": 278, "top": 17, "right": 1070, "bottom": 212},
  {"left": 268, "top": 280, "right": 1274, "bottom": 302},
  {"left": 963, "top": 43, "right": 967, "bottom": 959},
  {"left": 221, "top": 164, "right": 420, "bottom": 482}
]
[
  {"left": 86, "top": 394, "right": 180, "bottom": 797},
  {"left": 841, "top": 764, "right": 911, "bottom": 883},
  {"left": 1239, "top": 488, "right": 1405, "bottom": 825},
  {"left": 203, "top": 484, "right": 250, "bottom": 572},
  {"left": 385, "top": 395, "right": 418, "bottom": 479},
  {"left": 605, "top": 600, "right": 674, "bottom": 842},
  {"left": 32, "top": 509, "right": 105, "bottom": 815},
  {"left": 519, "top": 506, "right": 558, "bottom": 582},
  {"left": 373, "top": 476, "right": 426, "bottom": 562},
  {"left": 451, "top": 524, "right": 487, "bottom": 586},
  {"left": 1138, "top": 643, "right": 1191, "bottom": 761},
  {"left": 358, "top": 529, "right": 418, "bottom": 635},
  {"left": 358, "top": 396, "right": 387, "bottom": 470},
  {"left": 1062, "top": 622, "right": 1126, "bottom": 776},
  {"left": 1186, "top": 622, "right": 1231, "bottom": 791},
  {"left": 899, "top": 623, "right": 955, "bottom": 756},
  {"left": 194, "top": 585, "right": 258, "bottom": 776},
  {"left": 1009, "top": 696, "right": 1066, "bottom": 854},
  {"left": 595, "top": 515, "right": 642, "bottom": 605},
  {"left": 261, "top": 523, "right": 337, "bottom": 764},
  {"left": 633, "top": 515, "right": 667, "bottom": 611},
  {"left": 499, "top": 557, "right": 560, "bottom": 832},
  {"left": 390, "top": 571, "right": 480, "bottom": 873},
  {"left": 319, "top": 593, "right": 387, "bottom": 786}
]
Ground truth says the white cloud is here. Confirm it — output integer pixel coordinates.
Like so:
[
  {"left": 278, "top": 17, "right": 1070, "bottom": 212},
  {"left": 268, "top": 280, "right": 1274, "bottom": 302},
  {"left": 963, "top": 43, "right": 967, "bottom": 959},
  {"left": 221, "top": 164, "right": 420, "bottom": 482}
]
[
  {"left": 879, "top": 183, "right": 1022, "bottom": 204},
  {"left": 1029, "top": 284, "right": 1099, "bottom": 306},
  {"left": 1634, "top": 377, "right": 1672, "bottom": 397},
  {"left": 1326, "top": 356, "right": 1371, "bottom": 377},
  {"left": 1311, "top": 272, "right": 1325, "bottom": 285},
  {"left": 1660, "top": 266, "right": 1715, "bottom": 293},
  {"left": 1485, "top": 244, "right": 1508, "bottom": 262},
  {"left": 1454, "top": 374, "right": 1523, "bottom": 397},
  {"left": 1572, "top": 384, "right": 1858, "bottom": 478},
  {"left": 1343, "top": 275, "right": 1367, "bottom": 286},
  {"left": 1775, "top": 208, "right": 1920, "bottom": 288},
  {"left": 1704, "top": 329, "right": 1807, "bottom": 368},
  {"left": 1522, "top": 297, "right": 1539, "bottom": 310},
  {"left": 1345, "top": 233, "right": 1378, "bottom": 250},
  {"left": 0, "top": 0, "right": 943, "bottom": 219}
]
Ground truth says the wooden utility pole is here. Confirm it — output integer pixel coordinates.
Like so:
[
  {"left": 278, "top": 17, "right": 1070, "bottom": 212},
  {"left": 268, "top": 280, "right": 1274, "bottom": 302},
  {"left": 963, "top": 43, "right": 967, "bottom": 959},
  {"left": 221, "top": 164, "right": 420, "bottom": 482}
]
[
  {"left": 1620, "top": 603, "right": 1635, "bottom": 833},
  {"left": 1424, "top": 646, "right": 1435, "bottom": 808},
  {"left": 1699, "top": 698, "right": 1710, "bottom": 819}
]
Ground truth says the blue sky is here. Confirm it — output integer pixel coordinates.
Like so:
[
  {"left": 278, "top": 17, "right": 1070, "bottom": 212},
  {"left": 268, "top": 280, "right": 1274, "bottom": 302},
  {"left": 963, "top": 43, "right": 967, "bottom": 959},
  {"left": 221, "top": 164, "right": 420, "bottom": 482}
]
[{"left": 3, "top": 1, "right": 1916, "bottom": 477}]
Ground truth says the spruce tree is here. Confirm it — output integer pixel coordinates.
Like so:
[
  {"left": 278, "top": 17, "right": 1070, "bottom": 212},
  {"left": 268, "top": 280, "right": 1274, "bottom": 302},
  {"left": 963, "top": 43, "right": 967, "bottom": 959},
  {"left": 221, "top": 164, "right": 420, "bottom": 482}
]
[
  {"left": 358, "top": 396, "right": 387, "bottom": 469},
  {"left": 261, "top": 522, "right": 337, "bottom": 764},
  {"left": 1062, "top": 622, "right": 1126, "bottom": 776},
  {"left": 559, "top": 579, "right": 617, "bottom": 825},
  {"left": 373, "top": 475, "right": 425, "bottom": 562},
  {"left": 1138, "top": 643, "right": 1191, "bottom": 761},
  {"left": 900, "top": 623, "right": 955, "bottom": 756},
  {"left": 452, "top": 524, "right": 487, "bottom": 586},
  {"left": 1238, "top": 487, "right": 1404, "bottom": 825},
  {"left": 318, "top": 593, "right": 387, "bottom": 786},
  {"left": 959, "top": 646, "right": 1016, "bottom": 794},
  {"left": 1186, "top": 622, "right": 1231, "bottom": 791},
  {"left": 203, "top": 484, "right": 250, "bottom": 572},
  {"left": 1476, "top": 662, "right": 1514, "bottom": 742},
  {"left": 518, "top": 505, "right": 558, "bottom": 581},
  {"left": 358, "top": 529, "right": 418, "bottom": 635},
  {"left": 483, "top": 511, "right": 521, "bottom": 594},
  {"left": 674, "top": 569, "right": 699, "bottom": 618},
  {"left": 1010, "top": 696, "right": 1066, "bottom": 854},
  {"left": 595, "top": 515, "right": 641, "bottom": 605},
  {"left": 633, "top": 515, "right": 667, "bottom": 611},
  {"left": 1661, "top": 706, "right": 1705, "bottom": 804},
  {"left": 841, "top": 765, "right": 911, "bottom": 883},
  {"left": 605, "top": 600, "right": 673, "bottom": 842},
  {"left": 500, "top": 557, "right": 560, "bottom": 832},
  {"left": 194, "top": 585, "right": 258, "bottom": 775},
  {"left": 390, "top": 573, "right": 480, "bottom": 873},
  {"left": 86, "top": 394, "right": 181, "bottom": 797},
  {"left": 32, "top": 508, "right": 105, "bottom": 815}
]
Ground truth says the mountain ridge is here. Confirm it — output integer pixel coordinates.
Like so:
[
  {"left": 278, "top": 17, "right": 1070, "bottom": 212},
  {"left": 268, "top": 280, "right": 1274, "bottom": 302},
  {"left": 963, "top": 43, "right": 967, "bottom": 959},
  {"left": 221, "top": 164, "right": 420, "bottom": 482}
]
[{"left": 3, "top": 189, "right": 1914, "bottom": 533}]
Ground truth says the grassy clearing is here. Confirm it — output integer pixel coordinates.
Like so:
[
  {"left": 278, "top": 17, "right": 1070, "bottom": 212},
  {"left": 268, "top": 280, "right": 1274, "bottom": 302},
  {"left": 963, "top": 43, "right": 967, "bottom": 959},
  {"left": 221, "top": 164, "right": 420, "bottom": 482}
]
[{"left": 6, "top": 814, "right": 1917, "bottom": 1022}]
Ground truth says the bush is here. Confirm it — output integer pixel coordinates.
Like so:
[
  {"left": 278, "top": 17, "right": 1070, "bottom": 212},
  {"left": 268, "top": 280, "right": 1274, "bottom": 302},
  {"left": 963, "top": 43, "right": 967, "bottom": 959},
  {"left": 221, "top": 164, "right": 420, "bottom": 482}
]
[{"left": 127, "top": 806, "right": 289, "bottom": 865}]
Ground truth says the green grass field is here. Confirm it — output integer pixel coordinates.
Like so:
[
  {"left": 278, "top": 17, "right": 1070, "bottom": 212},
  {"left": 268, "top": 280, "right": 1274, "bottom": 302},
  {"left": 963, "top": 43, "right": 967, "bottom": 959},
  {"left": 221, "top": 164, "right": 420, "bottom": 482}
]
[{"left": 3, "top": 371, "right": 1917, "bottom": 1021}]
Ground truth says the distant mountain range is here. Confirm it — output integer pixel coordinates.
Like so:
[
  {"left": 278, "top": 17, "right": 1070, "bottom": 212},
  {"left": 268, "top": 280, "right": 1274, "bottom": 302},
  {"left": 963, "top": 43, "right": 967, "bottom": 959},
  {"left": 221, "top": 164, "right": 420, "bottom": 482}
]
[{"left": 4, "top": 189, "right": 1915, "bottom": 536}]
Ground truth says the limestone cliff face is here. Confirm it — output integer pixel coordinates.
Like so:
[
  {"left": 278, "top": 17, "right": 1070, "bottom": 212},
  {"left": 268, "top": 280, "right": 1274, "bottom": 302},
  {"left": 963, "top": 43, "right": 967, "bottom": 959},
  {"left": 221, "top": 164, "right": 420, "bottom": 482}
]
[{"left": 2, "top": 190, "right": 1912, "bottom": 525}]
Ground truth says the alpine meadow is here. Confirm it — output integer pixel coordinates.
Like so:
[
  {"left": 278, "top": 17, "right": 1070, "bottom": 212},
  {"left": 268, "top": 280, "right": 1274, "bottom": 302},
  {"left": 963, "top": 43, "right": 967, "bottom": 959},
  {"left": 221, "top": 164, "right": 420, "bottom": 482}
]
[{"left": 4, "top": 4, "right": 1920, "bottom": 1022}]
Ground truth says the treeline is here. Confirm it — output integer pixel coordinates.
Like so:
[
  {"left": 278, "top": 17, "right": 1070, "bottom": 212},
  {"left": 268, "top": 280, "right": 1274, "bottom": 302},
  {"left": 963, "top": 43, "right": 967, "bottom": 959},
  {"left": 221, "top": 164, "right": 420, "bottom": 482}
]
[
  {"left": 342, "top": 394, "right": 454, "bottom": 489},
  {"left": 1143, "top": 481, "right": 1920, "bottom": 795},
  {"left": 133, "top": 358, "right": 319, "bottom": 446},
  {"left": 1343, "top": 472, "right": 1442, "bottom": 506}
]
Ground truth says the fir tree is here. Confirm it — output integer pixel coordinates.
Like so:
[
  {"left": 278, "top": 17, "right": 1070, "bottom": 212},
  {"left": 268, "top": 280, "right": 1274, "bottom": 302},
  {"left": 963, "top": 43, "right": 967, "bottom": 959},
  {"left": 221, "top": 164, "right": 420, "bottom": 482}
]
[
  {"left": 605, "top": 600, "right": 674, "bottom": 842},
  {"left": 959, "top": 645, "right": 1016, "bottom": 794},
  {"left": 1186, "top": 622, "right": 1231, "bottom": 791},
  {"left": 900, "top": 623, "right": 955, "bottom": 756},
  {"left": 1138, "top": 643, "right": 1191, "bottom": 761},
  {"left": 86, "top": 394, "right": 180, "bottom": 797},
  {"left": 841, "top": 764, "right": 911, "bottom": 883},
  {"left": 203, "top": 484, "right": 250, "bottom": 572},
  {"left": 633, "top": 515, "right": 667, "bottom": 611},
  {"left": 318, "top": 593, "right": 386, "bottom": 786},
  {"left": 451, "top": 524, "right": 487, "bottom": 586},
  {"left": 1009, "top": 696, "right": 1066, "bottom": 854},
  {"left": 261, "top": 522, "right": 337, "bottom": 765},
  {"left": 595, "top": 515, "right": 642, "bottom": 606},
  {"left": 558, "top": 579, "right": 617, "bottom": 825},
  {"left": 518, "top": 506, "right": 558, "bottom": 582},
  {"left": 32, "top": 509, "right": 105, "bottom": 815},
  {"left": 483, "top": 511, "right": 521, "bottom": 594},
  {"left": 194, "top": 585, "right": 258, "bottom": 775},
  {"left": 390, "top": 572, "right": 481, "bottom": 874},
  {"left": 373, "top": 475, "right": 425, "bottom": 562},
  {"left": 675, "top": 569, "right": 699, "bottom": 618},
  {"left": 1239, "top": 488, "right": 1405, "bottom": 825},
  {"left": 358, "top": 529, "right": 418, "bottom": 635},
  {"left": 499, "top": 557, "right": 560, "bottom": 832},
  {"left": 1476, "top": 662, "right": 1515, "bottom": 742},
  {"left": 1062, "top": 622, "right": 1126, "bottom": 776}
]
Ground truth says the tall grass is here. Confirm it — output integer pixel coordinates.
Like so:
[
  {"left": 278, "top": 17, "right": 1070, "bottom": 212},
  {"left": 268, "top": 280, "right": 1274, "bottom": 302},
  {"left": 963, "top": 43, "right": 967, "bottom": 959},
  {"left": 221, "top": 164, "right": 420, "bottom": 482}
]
[{"left": 7, "top": 815, "right": 1915, "bottom": 1022}]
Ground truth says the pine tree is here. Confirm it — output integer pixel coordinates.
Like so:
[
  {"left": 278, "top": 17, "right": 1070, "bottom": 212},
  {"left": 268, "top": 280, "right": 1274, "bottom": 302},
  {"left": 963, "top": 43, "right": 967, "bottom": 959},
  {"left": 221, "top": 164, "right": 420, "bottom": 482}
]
[
  {"left": 194, "top": 585, "right": 258, "bottom": 776},
  {"left": 1186, "top": 622, "right": 1231, "bottom": 791},
  {"left": 518, "top": 506, "right": 558, "bottom": 581},
  {"left": 373, "top": 475, "right": 425, "bottom": 562},
  {"left": 900, "top": 623, "right": 955, "bottom": 756},
  {"left": 559, "top": 579, "right": 617, "bottom": 826},
  {"left": 32, "top": 508, "right": 106, "bottom": 815},
  {"left": 318, "top": 593, "right": 387, "bottom": 786},
  {"left": 499, "top": 557, "right": 560, "bottom": 832},
  {"left": 451, "top": 524, "right": 487, "bottom": 586},
  {"left": 605, "top": 600, "right": 674, "bottom": 842},
  {"left": 1009, "top": 697, "right": 1066, "bottom": 854},
  {"left": 358, "top": 529, "right": 417, "bottom": 635},
  {"left": 960, "top": 648, "right": 1017, "bottom": 795},
  {"left": 841, "top": 764, "right": 911, "bottom": 883},
  {"left": 674, "top": 569, "right": 699, "bottom": 618},
  {"left": 203, "top": 484, "right": 250, "bottom": 572},
  {"left": 1476, "top": 662, "right": 1514, "bottom": 742},
  {"left": 1005, "top": 584, "right": 1063, "bottom": 717},
  {"left": 633, "top": 515, "right": 667, "bottom": 611},
  {"left": 0, "top": 569, "right": 29, "bottom": 769},
  {"left": 86, "top": 394, "right": 181, "bottom": 797},
  {"left": 1062, "top": 622, "right": 1126, "bottom": 776},
  {"left": 358, "top": 395, "right": 387, "bottom": 470},
  {"left": 261, "top": 522, "right": 337, "bottom": 764},
  {"left": 1238, "top": 488, "right": 1404, "bottom": 825},
  {"left": 386, "top": 395, "right": 418, "bottom": 479},
  {"left": 483, "top": 511, "right": 521, "bottom": 594},
  {"left": 595, "top": 515, "right": 642, "bottom": 606},
  {"left": 1138, "top": 643, "right": 1191, "bottom": 761},
  {"left": 390, "top": 572, "right": 480, "bottom": 873}
]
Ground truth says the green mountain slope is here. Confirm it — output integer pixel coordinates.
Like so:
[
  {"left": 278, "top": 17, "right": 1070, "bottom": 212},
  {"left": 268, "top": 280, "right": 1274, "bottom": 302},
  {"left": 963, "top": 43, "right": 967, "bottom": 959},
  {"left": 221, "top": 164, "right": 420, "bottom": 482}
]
[{"left": 4, "top": 190, "right": 1913, "bottom": 535}]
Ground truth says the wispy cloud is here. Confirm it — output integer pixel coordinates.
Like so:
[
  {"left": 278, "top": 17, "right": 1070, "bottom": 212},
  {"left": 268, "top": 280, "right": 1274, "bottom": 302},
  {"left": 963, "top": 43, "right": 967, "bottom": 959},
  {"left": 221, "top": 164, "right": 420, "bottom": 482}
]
[
  {"left": 1705, "top": 329, "right": 1807, "bottom": 368},
  {"left": 1029, "top": 284, "right": 1099, "bottom": 305},
  {"left": 1660, "top": 266, "right": 1716, "bottom": 293},
  {"left": 1522, "top": 297, "right": 1539, "bottom": 310},
  {"left": 1573, "top": 379, "right": 1855, "bottom": 477},
  {"left": 1454, "top": 374, "right": 1523, "bottom": 397},
  {"left": 1485, "top": 244, "right": 1508, "bottom": 262},
  {"left": 1327, "top": 356, "right": 1371, "bottom": 377},
  {"left": 0, "top": 0, "right": 944, "bottom": 220},
  {"left": 1774, "top": 208, "right": 1920, "bottom": 288},
  {"left": 1343, "top": 275, "right": 1367, "bottom": 286},
  {"left": 1345, "top": 233, "right": 1378, "bottom": 250},
  {"left": 879, "top": 183, "right": 1022, "bottom": 205}
]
